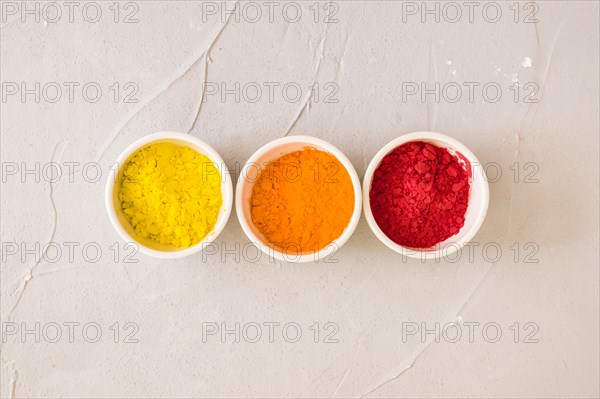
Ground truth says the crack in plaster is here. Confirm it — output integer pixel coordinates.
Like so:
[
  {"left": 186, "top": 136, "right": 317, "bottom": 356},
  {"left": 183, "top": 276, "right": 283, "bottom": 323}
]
[
  {"left": 334, "top": 34, "right": 350, "bottom": 81},
  {"left": 0, "top": 142, "right": 64, "bottom": 397},
  {"left": 2, "top": 361, "right": 17, "bottom": 399},
  {"left": 95, "top": 3, "right": 240, "bottom": 162},
  {"left": 330, "top": 340, "right": 361, "bottom": 398},
  {"left": 284, "top": 4, "right": 332, "bottom": 137},
  {"left": 360, "top": 21, "right": 568, "bottom": 397},
  {"left": 4, "top": 141, "right": 66, "bottom": 323},
  {"left": 188, "top": 0, "right": 240, "bottom": 134}
]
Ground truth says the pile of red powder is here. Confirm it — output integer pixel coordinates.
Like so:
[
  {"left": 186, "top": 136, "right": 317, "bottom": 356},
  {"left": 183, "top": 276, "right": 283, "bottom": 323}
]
[{"left": 369, "top": 141, "right": 470, "bottom": 248}]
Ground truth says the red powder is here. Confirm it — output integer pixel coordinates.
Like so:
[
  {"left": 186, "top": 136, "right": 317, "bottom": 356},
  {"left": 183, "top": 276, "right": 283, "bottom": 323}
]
[{"left": 369, "top": 141, "right": 470, "bottom": 249}]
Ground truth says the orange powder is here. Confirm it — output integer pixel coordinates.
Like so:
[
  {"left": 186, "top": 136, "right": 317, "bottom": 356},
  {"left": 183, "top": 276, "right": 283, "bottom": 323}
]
[{"left": 250, "top": 147, "right": 355, "bottom": 254}]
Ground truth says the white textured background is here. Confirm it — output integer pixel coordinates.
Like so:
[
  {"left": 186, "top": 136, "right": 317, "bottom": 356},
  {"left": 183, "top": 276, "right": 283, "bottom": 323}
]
[{"left": 1, "top": 1, "right": 599, "bottom": 397}]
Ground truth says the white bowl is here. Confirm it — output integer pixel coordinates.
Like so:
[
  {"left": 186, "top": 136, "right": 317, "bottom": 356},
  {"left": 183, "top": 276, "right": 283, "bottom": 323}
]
[
  {"left": 236, "top": 136, "right": 362, "bottom": 263},
  {"left": 105, "top": 132, "right": 233, "bottom": 259},
  {"left": 363, "top": 132, "right": 489, "bottom": 259}
]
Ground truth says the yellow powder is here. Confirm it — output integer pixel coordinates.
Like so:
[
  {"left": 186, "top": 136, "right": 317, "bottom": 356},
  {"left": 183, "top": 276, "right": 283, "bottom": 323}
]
[{"left": 118, "top": 142, "right": 223, "bottom": 248}]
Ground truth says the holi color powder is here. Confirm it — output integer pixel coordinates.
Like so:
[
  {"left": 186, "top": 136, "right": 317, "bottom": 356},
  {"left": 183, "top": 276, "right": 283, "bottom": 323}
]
[
  {"left": 369, "top": 141, "right": 470, "bottom": 248},
  {"left": 250, "top": 147, "right": 354, "bottom": 255},
  {"left": 118, "top": 142, "right": 223, "bottom": 248}
]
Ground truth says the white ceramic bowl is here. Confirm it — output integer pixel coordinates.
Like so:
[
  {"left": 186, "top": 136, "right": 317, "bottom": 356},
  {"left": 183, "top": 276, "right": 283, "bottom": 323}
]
[
  {"left": 236, "top": 136, "right": 362, "bottom": 263},
  {"left": 105, "top": 132, "right": 233, "bottom": 259},
  {"left": 363, "top": 132, "right": 489, "bottom": 259}
]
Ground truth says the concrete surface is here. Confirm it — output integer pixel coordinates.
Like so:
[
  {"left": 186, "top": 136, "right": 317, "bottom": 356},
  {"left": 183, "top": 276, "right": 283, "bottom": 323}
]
[{"left": 1, "top": 1, "right": 599, "bottom": 397}]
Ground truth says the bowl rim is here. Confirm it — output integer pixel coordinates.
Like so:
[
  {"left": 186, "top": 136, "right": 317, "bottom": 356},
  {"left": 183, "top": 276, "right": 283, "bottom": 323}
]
[
  {"left": 362, "top": 131, "right": 490, "bottom": 259},
  {"left": 235, "top": 135, "right": 362, "bottom": 263},
  {"left": 105, "top": 131, "right": 233, "bottom": 259}
]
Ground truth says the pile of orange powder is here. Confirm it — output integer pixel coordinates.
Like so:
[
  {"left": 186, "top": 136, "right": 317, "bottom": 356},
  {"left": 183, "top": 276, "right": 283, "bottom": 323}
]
[{"left": 250, "top": 147, "right": 354, "bottom": 255}]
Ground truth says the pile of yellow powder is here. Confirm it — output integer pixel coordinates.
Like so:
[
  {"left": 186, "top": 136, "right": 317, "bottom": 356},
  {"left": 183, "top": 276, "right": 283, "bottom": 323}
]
[{"left": 119, "top": 142, "right": 223, "bottom": 248}]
